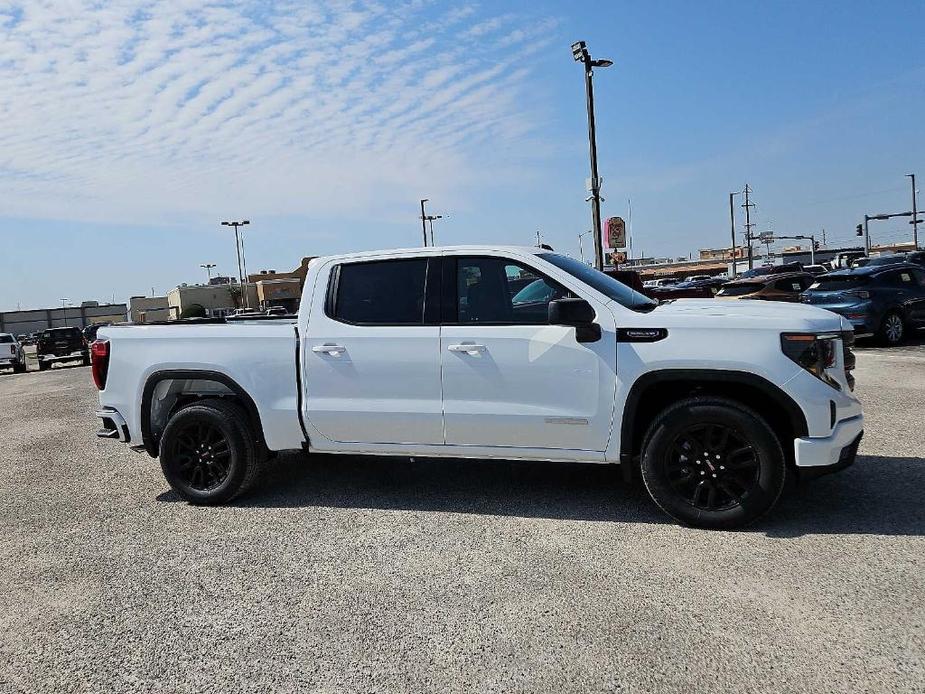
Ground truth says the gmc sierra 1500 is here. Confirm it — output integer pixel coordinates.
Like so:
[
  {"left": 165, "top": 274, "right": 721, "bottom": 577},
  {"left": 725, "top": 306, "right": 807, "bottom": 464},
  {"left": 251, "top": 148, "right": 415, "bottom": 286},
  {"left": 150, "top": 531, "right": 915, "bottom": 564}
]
[{"left": 93, "top": 246, "right": 863, "bottom": 528}]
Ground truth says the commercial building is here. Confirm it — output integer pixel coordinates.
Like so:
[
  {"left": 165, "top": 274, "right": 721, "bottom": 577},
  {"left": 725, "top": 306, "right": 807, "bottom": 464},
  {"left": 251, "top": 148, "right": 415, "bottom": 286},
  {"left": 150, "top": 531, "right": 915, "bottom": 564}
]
[
  {"left": 166, "top": 282, "right": 258, "bottom": 319},
  {"left": 0, "top": 303, "right": 127, "bottom": 336},
  {"left": 129, "top": 296, "right": 171, "bottom": 323}
]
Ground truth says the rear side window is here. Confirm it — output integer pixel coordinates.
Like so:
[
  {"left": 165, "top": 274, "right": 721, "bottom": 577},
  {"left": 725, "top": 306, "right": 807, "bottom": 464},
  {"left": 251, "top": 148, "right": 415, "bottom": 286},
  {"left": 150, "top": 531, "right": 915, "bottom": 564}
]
[
  {"left": 810, "top": 276, "right": 869, "bottom": 291},
  {"left": 717, "top": 282, "right": 763, "bottom": 297},
  {"left": 330, "top": 259, "right": 427, "bottom": 325},
  {"left": 0, "top": 335, "right": 12, "bottom": 343}
]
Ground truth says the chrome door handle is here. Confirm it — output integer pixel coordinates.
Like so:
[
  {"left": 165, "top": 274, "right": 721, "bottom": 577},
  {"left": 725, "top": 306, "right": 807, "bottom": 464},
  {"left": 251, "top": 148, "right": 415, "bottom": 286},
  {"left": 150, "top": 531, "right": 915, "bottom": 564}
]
[
  {"left": 312, "top": 344, "right": 346, "bottom": 355},
  {"left": 448, "top": 343, "right": 486, "bottom": 354}
]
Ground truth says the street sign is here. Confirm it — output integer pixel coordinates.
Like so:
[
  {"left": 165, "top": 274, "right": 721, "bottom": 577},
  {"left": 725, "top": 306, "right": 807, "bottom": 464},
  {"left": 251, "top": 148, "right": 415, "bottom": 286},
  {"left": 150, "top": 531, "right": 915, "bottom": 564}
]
[
  {"left": 610, "top": 251, "right": 627, "bottom": 264},
  {"left": 759, "top": 231, "right": 774, "bottom": 242},
  {"left": 606, "top": 216, "right": 626, "bottom": 249}
]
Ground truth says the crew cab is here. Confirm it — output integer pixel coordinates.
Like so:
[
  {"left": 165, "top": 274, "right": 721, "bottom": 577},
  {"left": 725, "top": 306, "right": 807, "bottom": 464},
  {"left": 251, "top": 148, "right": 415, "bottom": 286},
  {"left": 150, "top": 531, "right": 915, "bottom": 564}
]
[{"left": 93, "top": 246, "right": 864, "bottom": 529}]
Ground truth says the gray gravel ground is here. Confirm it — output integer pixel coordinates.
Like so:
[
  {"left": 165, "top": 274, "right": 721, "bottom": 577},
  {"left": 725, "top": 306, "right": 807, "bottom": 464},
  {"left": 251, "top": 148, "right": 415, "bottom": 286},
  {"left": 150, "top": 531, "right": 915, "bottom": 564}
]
[{"left": 1, "top": 342, "right": 923, "bottom": 693}]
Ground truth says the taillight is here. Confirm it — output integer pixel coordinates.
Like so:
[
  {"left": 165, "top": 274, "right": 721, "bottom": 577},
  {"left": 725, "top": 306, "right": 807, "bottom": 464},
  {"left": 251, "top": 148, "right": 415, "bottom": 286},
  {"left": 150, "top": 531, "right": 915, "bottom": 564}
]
[
  {"left": 9, "top": 346, "right": 14, "bottom": 355},
  {"left": 91, "top": 340, "right": 110, "bottom": 390}
]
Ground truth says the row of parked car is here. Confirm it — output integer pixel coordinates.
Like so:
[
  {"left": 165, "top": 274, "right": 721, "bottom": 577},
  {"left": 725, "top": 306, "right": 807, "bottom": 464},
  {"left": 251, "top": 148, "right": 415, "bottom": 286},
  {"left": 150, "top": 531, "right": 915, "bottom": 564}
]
[
  {"left": 0, "top": 325, "right": 96, "bottom": 374},
  {"left": 618, "top": 250, "right": 925, "bottom": 346}
]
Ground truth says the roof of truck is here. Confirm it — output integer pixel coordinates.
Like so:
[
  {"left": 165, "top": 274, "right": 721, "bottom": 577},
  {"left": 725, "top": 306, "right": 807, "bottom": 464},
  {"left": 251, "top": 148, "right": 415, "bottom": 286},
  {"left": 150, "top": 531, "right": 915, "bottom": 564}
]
[{"left": 318, "top": 245, "right": 547, "bottom": 262}]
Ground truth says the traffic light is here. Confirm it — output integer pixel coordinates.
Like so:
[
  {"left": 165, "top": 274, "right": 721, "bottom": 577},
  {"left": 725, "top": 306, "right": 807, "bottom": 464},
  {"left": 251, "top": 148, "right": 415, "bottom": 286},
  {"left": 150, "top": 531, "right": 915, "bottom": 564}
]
[
  {"left": 813, "top": 240, "right": 820, "bottom": 250},
  {"left": 856, "top": 224, "right": 863, "bottom": 237}
]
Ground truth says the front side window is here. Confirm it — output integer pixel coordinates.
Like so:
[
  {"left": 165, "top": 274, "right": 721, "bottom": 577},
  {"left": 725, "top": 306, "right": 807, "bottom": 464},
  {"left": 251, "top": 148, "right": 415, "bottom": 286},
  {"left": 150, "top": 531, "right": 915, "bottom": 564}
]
[
  {"left": 331, "top": 259, "right": 427, "bottom": 324},
  {"left": 456, "top": 257, "right": 569, "bottom": 324}
]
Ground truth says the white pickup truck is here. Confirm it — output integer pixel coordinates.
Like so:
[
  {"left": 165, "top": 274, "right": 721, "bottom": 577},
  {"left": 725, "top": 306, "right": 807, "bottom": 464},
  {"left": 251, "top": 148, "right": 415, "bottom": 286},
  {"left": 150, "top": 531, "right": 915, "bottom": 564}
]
[{"left": 93, "top": 246, "right": 864, "bottom": 528}]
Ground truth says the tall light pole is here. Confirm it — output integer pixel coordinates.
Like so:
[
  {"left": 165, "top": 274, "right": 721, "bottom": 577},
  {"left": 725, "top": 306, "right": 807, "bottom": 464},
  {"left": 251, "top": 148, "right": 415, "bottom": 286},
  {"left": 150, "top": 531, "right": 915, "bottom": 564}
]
[
  {"left": 907, "top": 173, "right": 920, "bottom": 250},
  {"left": 221, "top": 220, "right": 250, "bottom": 308},
  {"left": 572, "top": 40, "right": 613, "bottom": 272},
  {"left": 60, "top": 298, "right": 70, "bottom": 326},
  {"left": 728, "top": 191, "right": 741, "bottom": 277},
  {"left": 200, "top": 263, "right": 216, "bottom": 282},
  {"left": 426, "top": 214, "right": 443, "bottom": 246}
]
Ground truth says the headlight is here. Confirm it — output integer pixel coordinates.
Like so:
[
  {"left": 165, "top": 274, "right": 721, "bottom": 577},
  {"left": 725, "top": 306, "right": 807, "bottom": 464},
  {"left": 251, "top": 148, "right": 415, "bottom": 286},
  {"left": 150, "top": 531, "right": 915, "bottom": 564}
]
[{"left": 780, "top": 333, "right": 841, "bottom": 390}]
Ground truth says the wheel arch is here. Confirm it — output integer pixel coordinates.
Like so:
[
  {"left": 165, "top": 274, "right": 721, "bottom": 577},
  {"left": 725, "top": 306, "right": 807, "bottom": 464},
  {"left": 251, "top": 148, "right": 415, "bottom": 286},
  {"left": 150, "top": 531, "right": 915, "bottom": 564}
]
[
  {"left": 140, "top": 369, "right": 267, "bottom": 457},
  {"left": 619, "top": 369, "right": 808, "bottom": 467}
]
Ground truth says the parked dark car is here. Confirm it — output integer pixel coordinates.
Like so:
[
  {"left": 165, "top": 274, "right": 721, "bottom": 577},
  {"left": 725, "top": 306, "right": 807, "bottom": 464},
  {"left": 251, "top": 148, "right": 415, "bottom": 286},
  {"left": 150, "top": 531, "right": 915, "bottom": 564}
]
[
  {"left": 801, "top": 264, "right": 925, "bottom": 344},
  {"left": 738, "top": 262, "right": 804, "bottom": 279},
  {"left": 716, "top": 272, "right": 814, "bottom": 302},
  {"left": 83, "top": 323, "right": 108, "bottom": 342},
  {"left": 36, "top": 327, "right": 90, "bottom": 371},
  {"left": 859, "top": 251, "right": 925, "bottom": 269},
  {"left": 651, "top": 276, "right": 727, "bottom": 299}
]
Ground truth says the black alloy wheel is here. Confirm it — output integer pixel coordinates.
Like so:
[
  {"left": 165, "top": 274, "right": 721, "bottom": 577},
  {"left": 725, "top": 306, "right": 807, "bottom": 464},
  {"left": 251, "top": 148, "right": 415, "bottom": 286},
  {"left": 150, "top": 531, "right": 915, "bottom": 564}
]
[
  {"left": 639, "top": 396, "right": 787, "bottom": 529},
  {"left": 167, "top": 421, "right": 233, "bottom": 492},
  {"left": 664, "top": 423, "right": 759, "bottom": 512},
  {"left": 158, "top": 399, "right": 263, "bottom": 504}
]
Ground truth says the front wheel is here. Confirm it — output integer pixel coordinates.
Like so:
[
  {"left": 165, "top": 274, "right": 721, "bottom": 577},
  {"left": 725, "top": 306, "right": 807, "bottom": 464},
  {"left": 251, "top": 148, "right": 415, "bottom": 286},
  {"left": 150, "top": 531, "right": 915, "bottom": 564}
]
[
  {"left": 639, "top": 397, "right": 787, "bottom": 529},
  {"left": 158, "top": 399, "right": 263, "bottom": 505}
]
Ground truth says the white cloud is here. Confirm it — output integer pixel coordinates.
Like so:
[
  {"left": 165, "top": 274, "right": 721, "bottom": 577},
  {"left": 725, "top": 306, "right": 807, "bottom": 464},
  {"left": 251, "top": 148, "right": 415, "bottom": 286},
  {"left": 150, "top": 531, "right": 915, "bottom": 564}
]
[{"left": 0, "top": 0, "right": 557, "bottom": 225}]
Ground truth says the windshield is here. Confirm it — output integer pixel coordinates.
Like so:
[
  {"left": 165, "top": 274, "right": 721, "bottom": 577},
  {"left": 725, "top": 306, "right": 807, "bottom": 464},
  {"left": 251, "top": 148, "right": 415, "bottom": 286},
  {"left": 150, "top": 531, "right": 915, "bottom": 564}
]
[
  {"left": 717, "top": 282, "right": 764, "bottom": 297},
  {"left": 809, "top": 275, "right": 870, "bottom": 291},
  {"left": 538, "top": 253, "right": 657, "bottom": 311}
]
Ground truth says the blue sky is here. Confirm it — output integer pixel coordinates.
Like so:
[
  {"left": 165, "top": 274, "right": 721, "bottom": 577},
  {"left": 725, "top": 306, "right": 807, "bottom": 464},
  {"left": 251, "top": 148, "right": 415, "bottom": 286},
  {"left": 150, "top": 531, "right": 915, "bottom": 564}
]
[{"left": 1, "top": 0, "right": 924, "bottom": 310}]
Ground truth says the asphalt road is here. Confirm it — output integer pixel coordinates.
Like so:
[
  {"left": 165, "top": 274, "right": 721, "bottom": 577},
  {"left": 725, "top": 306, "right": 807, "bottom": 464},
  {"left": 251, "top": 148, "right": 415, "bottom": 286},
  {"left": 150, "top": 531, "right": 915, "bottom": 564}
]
[{"left": 1, "top": 343, "right": 923, "bottom": 693}]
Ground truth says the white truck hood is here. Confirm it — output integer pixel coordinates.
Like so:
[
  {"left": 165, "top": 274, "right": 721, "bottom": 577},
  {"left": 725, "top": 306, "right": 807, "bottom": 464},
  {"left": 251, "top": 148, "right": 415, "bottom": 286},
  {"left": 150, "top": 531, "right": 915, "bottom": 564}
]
[{"left": 638, "top": 298, "right": 850, "bottom": 332}]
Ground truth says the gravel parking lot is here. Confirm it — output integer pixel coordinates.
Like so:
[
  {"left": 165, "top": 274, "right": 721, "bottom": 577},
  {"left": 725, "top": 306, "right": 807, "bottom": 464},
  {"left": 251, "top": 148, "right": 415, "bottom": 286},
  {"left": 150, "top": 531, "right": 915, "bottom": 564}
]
[{"left": 1, "top": 342, "right": 923, "bottom": 693}]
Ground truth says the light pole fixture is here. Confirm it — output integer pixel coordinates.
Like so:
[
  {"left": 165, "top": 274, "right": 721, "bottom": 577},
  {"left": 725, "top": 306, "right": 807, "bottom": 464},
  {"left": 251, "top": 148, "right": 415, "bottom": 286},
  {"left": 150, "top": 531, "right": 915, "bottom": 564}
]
[
  {"left": 862, "top": 211, "right": 915, "bottom": 255},
  {"left": 221, "top": 220, "right": 250, "bottom": 307},
  {"left": 200, "top": 263, "right": 217, "bottom": 282},
  {"left": 572, "top": 40, "right": 613, "bottom": 272},
  {"left": 578, "top": 230, "right": 593, "bottom": 263}
]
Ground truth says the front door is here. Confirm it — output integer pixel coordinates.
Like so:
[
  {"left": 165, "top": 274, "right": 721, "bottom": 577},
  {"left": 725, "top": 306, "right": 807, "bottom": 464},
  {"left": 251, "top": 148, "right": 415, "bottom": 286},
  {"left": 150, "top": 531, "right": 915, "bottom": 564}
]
[
  {"left": 440, "top": 255, "right": 616, "bottom": 452},
  {"left": 303, "top": 256, "right": 444, "bottom": 446}
]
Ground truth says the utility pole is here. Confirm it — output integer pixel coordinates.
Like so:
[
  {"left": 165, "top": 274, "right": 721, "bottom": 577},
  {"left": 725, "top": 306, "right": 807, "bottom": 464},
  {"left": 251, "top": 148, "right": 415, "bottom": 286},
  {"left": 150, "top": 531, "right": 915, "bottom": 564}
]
[
  {"left": 536, "top": 230, "right": 542, "bottom": 247},
  {"left": 60, "top": 298, "right": 69, "bottom": 326},
  {"left": 821, "top": 227, "right": 826, "bottom": 246},
  {"left": 419, "top": 199, "right": 429, "bottom": 247},
  {"left": 742, "top": 184, "right": 756, "bottom": 270},
  {"left": 728, "top": 191, "right": 741, "bottom": 277},
  {"left": 908, "top": 173, "right": 920, "bottom": 250},
  {"left": 572, "top": 41, "right": 613, "bottom": 271}
]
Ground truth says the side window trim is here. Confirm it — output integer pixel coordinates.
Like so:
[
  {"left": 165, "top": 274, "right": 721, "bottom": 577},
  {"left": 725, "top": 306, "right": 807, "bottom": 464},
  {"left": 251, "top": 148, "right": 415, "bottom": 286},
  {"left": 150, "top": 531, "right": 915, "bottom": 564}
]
[{"left": 444, "top": 255, "right": 568, "bottom": 326}]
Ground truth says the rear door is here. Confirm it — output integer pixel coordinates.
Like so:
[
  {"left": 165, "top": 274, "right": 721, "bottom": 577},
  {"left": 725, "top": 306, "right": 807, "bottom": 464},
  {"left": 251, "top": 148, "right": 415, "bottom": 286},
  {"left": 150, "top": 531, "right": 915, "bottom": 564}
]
[
  {"left": 303, "top": 256, "right": 444, "bottom": 446},
  {"left": 440, "top": 255, "right": 616, "bottom": 452}
]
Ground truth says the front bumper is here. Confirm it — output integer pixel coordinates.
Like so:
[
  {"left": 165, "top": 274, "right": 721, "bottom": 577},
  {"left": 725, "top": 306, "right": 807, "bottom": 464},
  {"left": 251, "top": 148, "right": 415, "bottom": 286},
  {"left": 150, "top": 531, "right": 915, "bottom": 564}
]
[{"left": 793, "top": 414, "right": 864, "bottom": 468}]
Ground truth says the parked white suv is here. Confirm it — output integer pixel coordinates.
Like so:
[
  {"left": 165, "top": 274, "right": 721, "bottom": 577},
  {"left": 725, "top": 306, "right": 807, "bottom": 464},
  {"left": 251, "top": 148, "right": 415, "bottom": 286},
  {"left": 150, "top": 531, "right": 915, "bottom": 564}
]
[
  {"left": 92, "top": 246, "right": 863, "bottom": 528},
  {"left": 0, "top": 333, "right": 27, "bottom": 373}
]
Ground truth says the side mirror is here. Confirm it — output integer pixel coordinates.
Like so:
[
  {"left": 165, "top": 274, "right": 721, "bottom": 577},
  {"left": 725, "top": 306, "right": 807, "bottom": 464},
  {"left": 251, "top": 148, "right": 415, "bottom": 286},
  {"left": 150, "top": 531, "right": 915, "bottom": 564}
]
[{"left": 548, "top": 298, "right": 601, "bottom": 343}]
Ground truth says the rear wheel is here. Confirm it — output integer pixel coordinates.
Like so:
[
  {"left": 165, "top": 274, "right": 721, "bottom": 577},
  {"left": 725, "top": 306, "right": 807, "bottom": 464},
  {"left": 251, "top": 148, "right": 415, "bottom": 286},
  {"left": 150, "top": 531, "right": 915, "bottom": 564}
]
[
  {"left": 878, "top": 310, "right": 905, "bottom": 346},
  {"left": 639, "top": 397, "right": 787, "bottom": 529},
  {"left": 81, "top": 352, "right": 91, "bottom": 366},
  {"left": 158, "top": 399, "right": 263, "bottom": 505},
  {"left": 13, "top": 359, "right": 26, "bottom": 373},
  {"left": 38, "top": 360, "right": 49, "bottom": 371}
]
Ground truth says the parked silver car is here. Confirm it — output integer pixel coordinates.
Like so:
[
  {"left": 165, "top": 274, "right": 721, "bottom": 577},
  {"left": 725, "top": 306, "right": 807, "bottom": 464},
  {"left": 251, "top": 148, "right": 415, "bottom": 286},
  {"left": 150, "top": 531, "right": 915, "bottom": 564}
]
[{"left": 0, "top": 333, "right": 27, "bottom": 373}]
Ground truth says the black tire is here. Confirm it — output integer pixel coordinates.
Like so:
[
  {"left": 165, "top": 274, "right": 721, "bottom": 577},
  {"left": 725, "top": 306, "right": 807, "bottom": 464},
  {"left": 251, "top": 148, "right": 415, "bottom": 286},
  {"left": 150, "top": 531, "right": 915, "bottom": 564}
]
[
  {"left": 639, "top": 396, "right": 787, "bottom": 529},
  {"left": 877, "top": 310, "right": 905, "bottom": 346},
  {"left": 38, "top": 360, "right": 49, "bottom": 371},
  {"left": 13, "top": 360, "right": 26, "bottom": 373},
  {"left": 81, "top": 352, "right": 91, "bottom": 366},
  {"left": 158, "top": 399, "right": 263, "bottom": 505}
]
